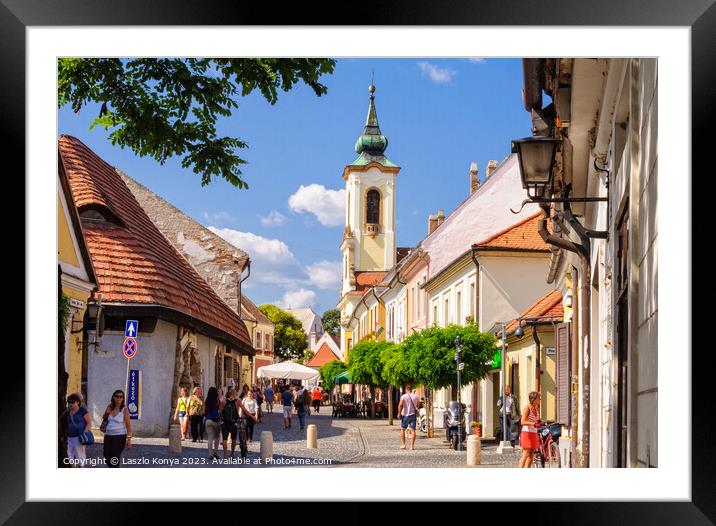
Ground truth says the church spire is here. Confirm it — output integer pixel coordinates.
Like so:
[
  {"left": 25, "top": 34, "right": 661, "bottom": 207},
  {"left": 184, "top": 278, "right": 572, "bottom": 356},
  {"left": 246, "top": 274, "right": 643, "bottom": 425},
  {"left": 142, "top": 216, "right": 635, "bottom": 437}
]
[{"left": 355, "top": 80, "right": 388, "bottom": 155}]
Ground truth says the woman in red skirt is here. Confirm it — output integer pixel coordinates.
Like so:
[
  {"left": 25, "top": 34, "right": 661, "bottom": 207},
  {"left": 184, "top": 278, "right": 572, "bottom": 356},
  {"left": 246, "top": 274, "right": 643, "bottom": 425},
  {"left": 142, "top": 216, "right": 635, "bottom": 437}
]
[{"left": 518, "top": 391, "right": 541, "bottom": 468}]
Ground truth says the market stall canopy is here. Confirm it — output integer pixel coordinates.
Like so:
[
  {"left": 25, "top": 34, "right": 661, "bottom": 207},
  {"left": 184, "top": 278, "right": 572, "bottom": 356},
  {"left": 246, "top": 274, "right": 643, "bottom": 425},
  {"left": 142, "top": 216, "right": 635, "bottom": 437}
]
[
  {"left": 256, "top": 360, "right": 320, "bottom": 381},
  {"left": 334, "top": 370, "right": 352, "bottom": 384}
]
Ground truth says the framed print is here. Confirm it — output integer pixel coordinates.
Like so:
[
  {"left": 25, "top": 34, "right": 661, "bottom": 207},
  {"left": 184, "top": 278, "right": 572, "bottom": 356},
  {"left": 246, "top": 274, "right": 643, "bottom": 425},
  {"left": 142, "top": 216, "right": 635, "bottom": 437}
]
[{"left": 5, "top": 0, "right": 713, "bottom": 521}]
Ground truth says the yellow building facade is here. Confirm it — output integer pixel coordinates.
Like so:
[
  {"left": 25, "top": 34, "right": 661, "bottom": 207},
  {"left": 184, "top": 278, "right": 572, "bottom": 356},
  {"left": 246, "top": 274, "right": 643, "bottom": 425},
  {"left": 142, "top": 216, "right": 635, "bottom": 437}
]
[{"left": 58, "top": 165, "right": 97, "bottom": 399}]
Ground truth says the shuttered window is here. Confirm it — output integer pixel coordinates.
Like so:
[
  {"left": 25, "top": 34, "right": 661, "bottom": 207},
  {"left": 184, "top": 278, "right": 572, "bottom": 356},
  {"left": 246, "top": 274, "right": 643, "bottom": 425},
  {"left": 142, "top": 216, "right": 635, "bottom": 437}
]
[{"left": 555, "top": 322, "right": 571, "bottom": 425}]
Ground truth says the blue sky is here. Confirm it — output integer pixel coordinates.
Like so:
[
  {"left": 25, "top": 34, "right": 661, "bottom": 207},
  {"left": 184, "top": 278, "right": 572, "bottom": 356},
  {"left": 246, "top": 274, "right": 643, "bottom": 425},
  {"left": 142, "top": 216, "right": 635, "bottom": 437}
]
[{"left": 58, "top": 58, "right": 531, "bottom": 316}]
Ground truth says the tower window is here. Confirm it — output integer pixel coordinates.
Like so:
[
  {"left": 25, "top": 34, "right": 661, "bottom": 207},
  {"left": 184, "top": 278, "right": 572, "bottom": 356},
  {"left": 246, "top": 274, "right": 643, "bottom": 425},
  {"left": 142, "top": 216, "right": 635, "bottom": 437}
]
[{"left": 366, "top": 189, "right": 380, "bottom": 224}]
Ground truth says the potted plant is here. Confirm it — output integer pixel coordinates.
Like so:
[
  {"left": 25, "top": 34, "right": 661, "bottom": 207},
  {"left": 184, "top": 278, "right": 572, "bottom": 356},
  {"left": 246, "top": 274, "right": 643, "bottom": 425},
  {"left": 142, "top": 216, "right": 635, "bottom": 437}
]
[{"left": 469, "top": 421, "right": 482, "bottom": 437}]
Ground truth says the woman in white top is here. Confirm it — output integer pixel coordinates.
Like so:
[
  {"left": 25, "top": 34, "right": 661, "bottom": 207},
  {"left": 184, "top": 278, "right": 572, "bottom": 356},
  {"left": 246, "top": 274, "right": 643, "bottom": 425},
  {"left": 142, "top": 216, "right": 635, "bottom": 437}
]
[
  {"left": 241, "top": 390, "right": 258, "bottom": 443},
  {"left": 102, "top": 389, "right": 132, "bottom": 468}
]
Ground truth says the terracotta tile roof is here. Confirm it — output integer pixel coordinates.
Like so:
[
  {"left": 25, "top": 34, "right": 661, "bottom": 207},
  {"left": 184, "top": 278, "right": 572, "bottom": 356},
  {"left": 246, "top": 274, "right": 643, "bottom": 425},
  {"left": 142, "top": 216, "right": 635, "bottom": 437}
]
[
  {"left": 474, "top": 212, "right": 551, "bottom": 252},
  {"left": 59, "top": 135, "right": 253, "bottom": 353},
  {"left": 502, "top": 289, "right": 563, "bottom": 336},
  {"left": 306, "top": 341, "right": 341, "bottom": 367},
  {"left": 241, "top": 296, "right": 273, "bottom": 326},
  {"left": 354, "top": 271, "right": 387, "bottom": 291}
]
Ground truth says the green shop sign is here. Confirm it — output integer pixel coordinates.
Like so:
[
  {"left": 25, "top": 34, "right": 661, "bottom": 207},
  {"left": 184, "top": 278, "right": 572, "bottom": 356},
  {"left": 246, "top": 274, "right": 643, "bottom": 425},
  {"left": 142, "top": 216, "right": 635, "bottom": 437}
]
[{"left": 486, "top": 349, "right": 502, "bottom": 370}]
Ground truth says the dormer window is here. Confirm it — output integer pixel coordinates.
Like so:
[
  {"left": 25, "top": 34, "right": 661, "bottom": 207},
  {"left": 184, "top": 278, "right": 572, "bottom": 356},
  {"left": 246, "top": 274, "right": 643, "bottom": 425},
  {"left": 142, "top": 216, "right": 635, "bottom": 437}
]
[
  {"left": 79, "top": 205, "right": 124, "bottom": 227},
  {"left": 80, "top": 209, "right": 107, "bottom": 221}
]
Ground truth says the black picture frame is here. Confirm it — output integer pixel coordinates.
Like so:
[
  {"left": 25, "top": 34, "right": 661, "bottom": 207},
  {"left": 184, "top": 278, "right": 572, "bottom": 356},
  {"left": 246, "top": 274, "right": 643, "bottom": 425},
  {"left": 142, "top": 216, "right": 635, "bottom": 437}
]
[{"left": 6, "top": 0, "right": 711, "bottom": 522}]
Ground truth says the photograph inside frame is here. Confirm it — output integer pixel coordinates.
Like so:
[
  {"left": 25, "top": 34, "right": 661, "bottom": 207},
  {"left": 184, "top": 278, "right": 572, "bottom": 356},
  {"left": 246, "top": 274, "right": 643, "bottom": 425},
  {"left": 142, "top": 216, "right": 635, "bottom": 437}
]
[{"left": 57, "top": 57, "right": 657, "bottom": 470}]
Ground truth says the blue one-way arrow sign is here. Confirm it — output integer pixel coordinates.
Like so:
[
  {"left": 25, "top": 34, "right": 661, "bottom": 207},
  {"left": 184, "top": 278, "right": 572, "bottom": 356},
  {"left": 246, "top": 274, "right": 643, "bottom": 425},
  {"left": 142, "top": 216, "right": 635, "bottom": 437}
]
[{"left": 125, "top": 320, "right": 139, "bottom": 338}]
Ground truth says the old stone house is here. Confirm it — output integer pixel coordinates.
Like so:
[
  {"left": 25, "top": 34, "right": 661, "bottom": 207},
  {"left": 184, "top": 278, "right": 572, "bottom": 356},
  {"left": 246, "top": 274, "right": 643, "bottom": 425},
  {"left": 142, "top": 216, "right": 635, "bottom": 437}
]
[{"left": 60, "top": 135, "right": 254, "bottom": 437}]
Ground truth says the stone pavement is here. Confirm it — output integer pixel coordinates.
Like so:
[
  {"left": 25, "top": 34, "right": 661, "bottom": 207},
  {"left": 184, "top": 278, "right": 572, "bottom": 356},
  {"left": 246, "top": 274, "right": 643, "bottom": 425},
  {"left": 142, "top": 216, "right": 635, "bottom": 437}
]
[{"left": 83, "top": 405, "right": 522, "bottom": 468}]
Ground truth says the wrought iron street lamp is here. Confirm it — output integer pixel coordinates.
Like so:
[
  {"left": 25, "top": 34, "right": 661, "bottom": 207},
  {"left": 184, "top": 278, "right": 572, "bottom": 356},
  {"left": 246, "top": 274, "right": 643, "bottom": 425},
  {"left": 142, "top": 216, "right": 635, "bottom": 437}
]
[{"left": 511, "top": 136, "right": 561, "bottom": 199}]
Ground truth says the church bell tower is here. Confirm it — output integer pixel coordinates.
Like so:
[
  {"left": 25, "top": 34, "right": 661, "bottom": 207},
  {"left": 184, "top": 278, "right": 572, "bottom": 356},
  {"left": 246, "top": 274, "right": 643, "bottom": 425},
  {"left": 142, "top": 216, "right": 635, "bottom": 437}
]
[{"left": 340, "top": 82, "right": 401, "bottom": 296}]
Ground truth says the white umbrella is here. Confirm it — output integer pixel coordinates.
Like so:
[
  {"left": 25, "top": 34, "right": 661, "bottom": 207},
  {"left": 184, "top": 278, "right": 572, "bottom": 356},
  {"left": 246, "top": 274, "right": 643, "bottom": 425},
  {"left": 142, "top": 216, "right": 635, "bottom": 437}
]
[{"left": 256, "top": 360, "right": 320, "bottom": 381}]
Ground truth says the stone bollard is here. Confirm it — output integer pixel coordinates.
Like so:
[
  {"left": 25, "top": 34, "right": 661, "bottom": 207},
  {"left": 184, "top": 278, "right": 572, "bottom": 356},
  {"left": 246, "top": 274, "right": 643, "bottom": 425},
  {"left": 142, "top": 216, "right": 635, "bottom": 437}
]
[
  {"left": 467, "top": 435, "right": 481, "bottom": 466},
  {"left": 260, "top": 431, "right": 274, "bottom": 462},
  {"left": 168, "top": 424, "right": 182, "bottom": 455},
  {"left": 307, "top": 424, "right": 318, "bottom": 449}
]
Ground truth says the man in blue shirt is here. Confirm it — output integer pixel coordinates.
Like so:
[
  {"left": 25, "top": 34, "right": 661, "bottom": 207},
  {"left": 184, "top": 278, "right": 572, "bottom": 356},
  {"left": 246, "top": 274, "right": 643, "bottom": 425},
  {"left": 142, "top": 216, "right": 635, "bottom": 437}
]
[
  {"left": 281, "top": 385, "right": 294, "bottom": 429},
  {"left": 264, "top": 385, "right": 275, "bottom": 413}
]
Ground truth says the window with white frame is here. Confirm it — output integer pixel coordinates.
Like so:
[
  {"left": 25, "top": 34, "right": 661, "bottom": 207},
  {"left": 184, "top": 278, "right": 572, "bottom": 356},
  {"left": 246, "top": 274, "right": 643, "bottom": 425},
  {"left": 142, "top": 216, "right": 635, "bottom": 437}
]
[{"left": 456, "top": 290, "right": 462, "bottom": 325}]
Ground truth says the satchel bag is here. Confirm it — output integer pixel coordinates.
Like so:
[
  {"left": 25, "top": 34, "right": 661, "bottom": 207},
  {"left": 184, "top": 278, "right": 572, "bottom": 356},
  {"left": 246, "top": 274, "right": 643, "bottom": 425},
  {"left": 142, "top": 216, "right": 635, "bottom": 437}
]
[
  {"left": 99, "top": 412, "right": 109, "bottom": 433},
  {"left": 71, "top": 411, "right": 95, "bottom": 445}
]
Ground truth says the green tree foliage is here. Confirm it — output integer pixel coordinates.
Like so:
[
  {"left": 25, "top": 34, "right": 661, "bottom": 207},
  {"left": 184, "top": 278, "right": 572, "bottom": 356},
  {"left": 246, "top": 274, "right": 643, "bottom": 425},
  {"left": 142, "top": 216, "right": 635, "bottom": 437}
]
[
  {"left": 258, "top": 304, "right": 308, "bottom": 361},
  {"left": 347, "top": 340, "right": 395, "bottom": 388},
  {"left": 321, "top": 308, "right": 341, "bottom": 336},
  {"left": 400, "top": 324, "right": 496, "bottom": 390},
  {"left": 298, "top": 351, "right": 315, "bottom": 365},
  {"left": 58, "top": 58, "right": 336, "bottom": 188},
  {"left": 380, "top": 343, "right": 410, "bottom": 388},
  {"left": 319, "top": 359, "right": 347, "bottom": 392}
]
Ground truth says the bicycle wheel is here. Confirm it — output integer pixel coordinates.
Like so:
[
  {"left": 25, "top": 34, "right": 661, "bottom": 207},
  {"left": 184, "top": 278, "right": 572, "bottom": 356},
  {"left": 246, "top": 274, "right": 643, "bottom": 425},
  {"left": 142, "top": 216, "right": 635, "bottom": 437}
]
[
  {"left": 547, "top": 441, "right": 560, "bottom": 468},
  {"left": 532, "top": 449, "right": 544, "bottom": 468}
]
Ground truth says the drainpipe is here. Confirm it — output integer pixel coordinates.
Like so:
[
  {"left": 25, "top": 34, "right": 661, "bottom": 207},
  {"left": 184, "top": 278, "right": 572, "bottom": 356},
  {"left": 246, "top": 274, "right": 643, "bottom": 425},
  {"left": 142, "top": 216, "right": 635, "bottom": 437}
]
[
  {"left": 237, "top": 258, "right": 251, "bottom": 381},
  {"left": 469, "top": 246, "right": 481, "bottom": 425},
  {"left": 537, "top": 204, "right": 592, "bottom": 468},
  {"left": 237, "top": 258, "right": 251, "bottom": 318},
  {"left": 532, "top": 324, "right": 541, "bottom": 395}
]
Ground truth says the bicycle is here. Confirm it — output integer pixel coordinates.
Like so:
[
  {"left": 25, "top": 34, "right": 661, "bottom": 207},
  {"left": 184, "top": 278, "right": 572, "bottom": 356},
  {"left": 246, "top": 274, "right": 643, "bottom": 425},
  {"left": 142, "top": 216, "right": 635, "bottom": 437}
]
[{"left": 532, "top": 421, "right": 561, "bottom": 468}]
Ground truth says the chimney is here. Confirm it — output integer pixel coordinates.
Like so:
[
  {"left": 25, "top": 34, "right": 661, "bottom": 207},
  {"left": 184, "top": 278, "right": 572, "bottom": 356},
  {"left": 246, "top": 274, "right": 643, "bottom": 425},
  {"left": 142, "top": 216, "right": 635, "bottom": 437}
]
[
  {"left": 486, "top": 160, "right": 499, "bottom": 179},
  {"left": 436, "top": 209, "right": 446, "bottom": 228},
  {"left": 428, "top": 213, "right": 438, "bottom": 235},
  {"left": 469, "top": 162, "right": 480, "bottom": 194}
]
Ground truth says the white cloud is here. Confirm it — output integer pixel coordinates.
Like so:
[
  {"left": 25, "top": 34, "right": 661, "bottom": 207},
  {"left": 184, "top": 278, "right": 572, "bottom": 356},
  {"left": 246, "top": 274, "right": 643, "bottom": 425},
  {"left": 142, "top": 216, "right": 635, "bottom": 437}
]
[
  {"left": 305, "top": 260, "right": 341, "bottom": 290},
  {"left": 417, "top": 61, "right": 456, "bottom": 84},
  {"left": 202, "top": 210, "right": 234, "bottom": 225},
  {"left": 259, "top": 210, "right": 288, "bottom": 227},
  {"left": 277, "top": 288, "right": 318, "bottom": 309},
  {"left": 467, "top": 58, "right": 486, "bottom": 64},
  {"left": 288, "top": 184, "right": 346, "bottom": 227},
  {"left": 208, "top": 227, "right": 297, "bottom": 265}
]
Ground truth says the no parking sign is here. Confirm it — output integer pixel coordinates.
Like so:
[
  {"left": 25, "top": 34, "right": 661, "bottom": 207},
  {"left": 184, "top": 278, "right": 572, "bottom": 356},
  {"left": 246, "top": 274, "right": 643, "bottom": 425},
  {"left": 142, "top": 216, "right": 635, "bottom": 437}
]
[{"left": 123, "top": 337, "right": 138, "bottom": 359}]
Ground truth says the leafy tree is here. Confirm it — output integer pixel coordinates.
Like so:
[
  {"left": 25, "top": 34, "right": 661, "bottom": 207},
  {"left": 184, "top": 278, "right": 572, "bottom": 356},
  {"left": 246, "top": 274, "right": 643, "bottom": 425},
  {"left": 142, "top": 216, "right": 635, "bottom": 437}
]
[
  {"left": 400, "top": 324, "right": 496, "bottom": 436},
  {"left": 258, "top": 304, "right": 308, "bottom": 361},
  {"left": 401, "top": 324, "right": 495, "bottom": 391},
  {"left": 319, "top": 359, "right": 347, "bottom": 393},
  {"left": 58, "top": 58, "right": 336, "bottom": 188},
  {"left": 321, "top": 308, "right": 341, "bottom": 336},
  {"left": 348, "top": 340, "right": 395, "bottom": 417}
]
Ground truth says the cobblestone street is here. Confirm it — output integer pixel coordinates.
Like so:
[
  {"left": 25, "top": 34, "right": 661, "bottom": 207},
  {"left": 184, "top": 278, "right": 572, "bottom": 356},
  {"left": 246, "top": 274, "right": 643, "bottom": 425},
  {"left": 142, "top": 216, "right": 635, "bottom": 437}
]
[{"left": 84, "top": 406, "right": 522, "bottom": 468}]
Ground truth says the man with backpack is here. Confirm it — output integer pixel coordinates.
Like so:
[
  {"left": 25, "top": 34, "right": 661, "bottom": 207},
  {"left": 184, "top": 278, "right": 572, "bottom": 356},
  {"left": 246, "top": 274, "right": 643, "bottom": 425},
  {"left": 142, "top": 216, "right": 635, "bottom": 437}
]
[
  {"left": 293, "top": 384, "right": 307, "bottom": 430},
  {"left": 221, "top": 387, "right": 257, "bottom": 460}
]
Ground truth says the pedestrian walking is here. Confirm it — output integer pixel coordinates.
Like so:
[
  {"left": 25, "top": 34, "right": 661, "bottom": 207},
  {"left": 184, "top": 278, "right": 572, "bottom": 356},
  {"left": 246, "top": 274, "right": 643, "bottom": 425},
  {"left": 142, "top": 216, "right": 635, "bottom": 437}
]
[
  {"left": 102, "top": 389, "right": 132, "bottom": 467},
  {"left": 312, "top": 386, "right": 322, "bottom": 413},
  {"left": 518, "top": 391, "right": 541, "bottom": 468},
  {"left": 496, "top": 386, "right": 520, "bottom": 446},
  {"left": 204, "top": 387, "right": 221, "bottom": 460},
  {"left": 188, "top": 387, "right": 205, "bottom": 443},
  {"left": 173, "top": 387, "right": 190, "bottom": 440},
  {"left": 253, "top": 385, "right": 264, "bottom": 423},
  {"left": 294, "top": 384, "right": 309, "bottom": 430},
  {"left": 280, "top": 385, "right": 294, "bottom": 429},
  {"left": 65, "top": 392, "right": 91, "bottom": 467},
  {"left": 220, "top": 387, "right": 256, "bottom": 460},
  {"left": 264, "top": 385, "right": 274, "bottom": 414},
  {"left": 397, "top": 383, "right": 419, "bottom": 450},
  {"left": 242, "top": 390, "right": 258, "bottom": 443}
]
